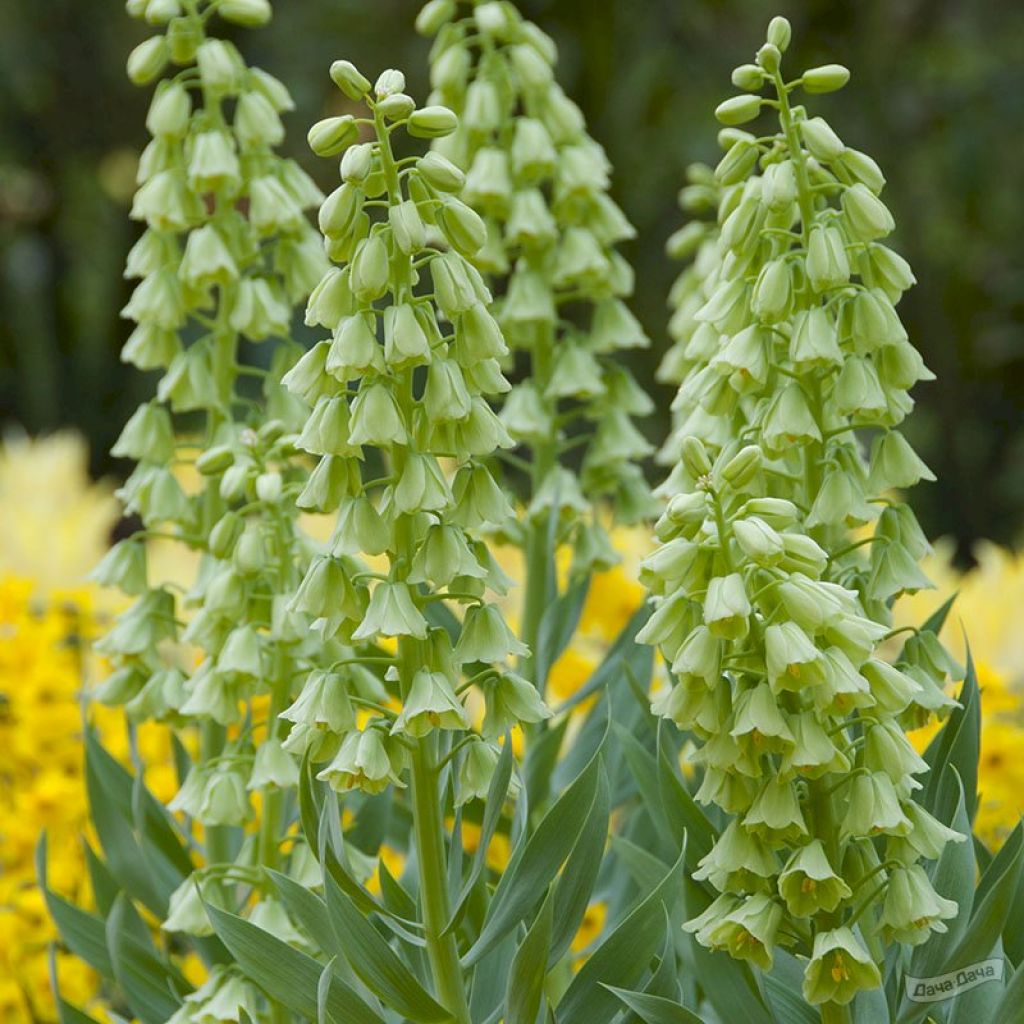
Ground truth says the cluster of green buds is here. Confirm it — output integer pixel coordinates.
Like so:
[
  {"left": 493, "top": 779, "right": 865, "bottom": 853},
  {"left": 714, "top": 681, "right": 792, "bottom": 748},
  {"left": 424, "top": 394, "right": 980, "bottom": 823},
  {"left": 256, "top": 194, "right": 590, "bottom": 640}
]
[
  {"left": 415, "top": 0, "right": 655, "bottom": 608},
  {"left": 93, "top": 1, "right": 330, "bottom": 1009},
  {"left": 656, "top": 162, "right": 721, "bottom": 465},
  {"left": 639, "top": 17, "right": 965, "bottom": 1011}
]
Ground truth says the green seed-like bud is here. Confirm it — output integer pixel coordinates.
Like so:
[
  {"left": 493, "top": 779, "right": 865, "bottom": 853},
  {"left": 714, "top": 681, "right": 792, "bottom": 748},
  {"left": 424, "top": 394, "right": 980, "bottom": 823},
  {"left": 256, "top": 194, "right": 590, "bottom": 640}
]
[
  {"left": 766, "top": 16, "right": 792, "bottom": 51},
  {"left": 389, "top": 199, "right": 426, "bottom": 255},
  {"left": 209, "top": 512, "right": 244, "bottom": 559},
  {"left": 196, "top": 39, "right": 240, "bottom": 96},
  {"left": 145, "top": 2, "right": 179, "bottom": 28},
  {"left": 415, "top": 0, "right": 456, "bottom": 35},
  {"left": 330, "top": 59, "right": 371, "bottom": 100},
  {"left": 350, "top": 234, "right": 389, "bottom": 301},
  {"left": 377, "top": 93, "right": 416, "bottom": 121},
  {"left": 715, "top": 137, "right": 759, "bottom": 185},
  {"left": 407, "top": 105, "right": 460, "bottom": 139},
  {"left": 803, "top": 63, "right": 850, "bottom": 94},
  {"left": 439, "top": 198, "right": 487, "bottom": 255},
  {"left": 715, "top": 95, "right": 763, "bottom": 126},
  {"left": 341, "top": 142, "right": 373, "bottom": 184},
  {"left": 374, "top": 68, "right": 406, "bottom": 98},
  {"left": 800, "top": 117, "right": 845, "bottom": 162},
  {"left": 842, "top": 182, "right": 895, "bottom": 241},
  {"left": 417, "top": 151, "right": 466, "bottom": 192},
  {"left": 720, "top": 444, "right": 762, "bottom": 487},
  {"left": 732, "top": 63, "right": 766, "bottom": 91},
  {"left": 756, "top": 43, "right": 781, "bottom": 73},
  {"left": 218, "top": 0, "right": 272, "bottom": 27},
  {"left": 806, "top": 224, "right": 850, "bottom": 292},
  {"left": 682, "top": 436, "right": 712, "bottom": 477},
  {"left": 127, "top": 36, "right": 169, "bottom": 85},
  {"left": 838, "top": 148, "right": 886, "bottom": 192},
  {"left": 195, "top": 444, "right": 234, "bottom": 475},
  {"left": 308, "top": 115, "right": 359, "bottom": 157},
  {"left": 146, "top": 81, "right": 191, "bottom": 137}
]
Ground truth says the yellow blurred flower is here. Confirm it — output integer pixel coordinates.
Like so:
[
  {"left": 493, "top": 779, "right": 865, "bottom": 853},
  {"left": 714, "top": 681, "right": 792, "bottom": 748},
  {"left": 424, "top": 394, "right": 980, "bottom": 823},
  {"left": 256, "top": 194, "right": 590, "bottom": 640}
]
[
  {"left": 0, "top": 433, "right": 118, "bottom": 589},
  {"left": 570, "top": 900, "right": 608, "bottom": 958}
]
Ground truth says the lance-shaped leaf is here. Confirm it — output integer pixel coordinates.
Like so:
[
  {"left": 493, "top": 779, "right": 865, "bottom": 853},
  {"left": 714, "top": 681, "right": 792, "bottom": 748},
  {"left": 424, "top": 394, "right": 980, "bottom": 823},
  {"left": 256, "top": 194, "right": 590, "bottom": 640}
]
[
  {"left": 462, "top": 742, "right": 604, "bottom": 966},
  {"left": 557, "top": 845, "right": 686, "bottom": 1024},
  {"left": 323, "top": 870, "right": 451, "bottom": 1023},
  {"left": 208, "top": 904, "right": 384, "bottom": 1024}
]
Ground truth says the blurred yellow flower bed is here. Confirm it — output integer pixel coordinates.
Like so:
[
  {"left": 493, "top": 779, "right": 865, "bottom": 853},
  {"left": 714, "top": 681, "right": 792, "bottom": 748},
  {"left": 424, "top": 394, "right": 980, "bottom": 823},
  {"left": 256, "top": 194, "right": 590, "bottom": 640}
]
[
  {"left": 0, "top": 436, "right": 175, "bottom": 1023},
  {"left": 2, "top": 433, "right": 1024, "bottom": 1017}
]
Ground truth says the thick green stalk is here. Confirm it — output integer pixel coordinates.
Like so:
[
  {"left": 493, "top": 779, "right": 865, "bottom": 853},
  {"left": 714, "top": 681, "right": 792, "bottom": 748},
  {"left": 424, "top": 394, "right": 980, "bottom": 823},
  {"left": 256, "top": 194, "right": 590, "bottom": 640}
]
[
  {"left": 519, "top": 321, "right": 557, "bottom": 690},
  {"left": 408, "top": 730, "right": 471, "bottom": 1023},
  {"left": 375, "top": 106, "right": 471, "bottom": 1022}
]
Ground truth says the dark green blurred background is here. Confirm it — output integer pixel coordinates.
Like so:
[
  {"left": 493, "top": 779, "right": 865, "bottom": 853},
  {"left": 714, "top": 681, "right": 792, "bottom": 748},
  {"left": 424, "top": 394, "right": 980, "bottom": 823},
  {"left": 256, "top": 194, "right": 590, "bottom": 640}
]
[{"left": 1, "top": 0, "right": 1021, "bottom": 561}]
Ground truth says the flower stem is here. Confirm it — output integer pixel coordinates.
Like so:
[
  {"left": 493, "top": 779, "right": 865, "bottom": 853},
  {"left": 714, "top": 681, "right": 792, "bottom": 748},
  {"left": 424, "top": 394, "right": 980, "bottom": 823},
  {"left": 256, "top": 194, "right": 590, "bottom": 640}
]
[
  {"left": 820, "top": 1002, "right": 853, "bottom": 1024},
  {"left": 409, "top": 735, "right": 471, "bottom": 1023}
]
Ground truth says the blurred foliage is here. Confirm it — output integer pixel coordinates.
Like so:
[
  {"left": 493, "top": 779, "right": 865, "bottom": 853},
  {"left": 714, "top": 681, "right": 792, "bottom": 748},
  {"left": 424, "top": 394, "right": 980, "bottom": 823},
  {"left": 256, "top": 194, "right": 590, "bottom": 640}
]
[{"left": 1, "top": 0, "right": 1022, "bottom": 559}]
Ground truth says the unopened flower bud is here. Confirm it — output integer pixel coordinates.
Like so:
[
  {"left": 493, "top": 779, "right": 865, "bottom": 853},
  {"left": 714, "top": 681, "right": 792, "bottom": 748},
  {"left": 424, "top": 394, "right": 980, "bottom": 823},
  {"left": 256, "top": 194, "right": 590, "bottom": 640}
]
[
  {"left": 715, "top": 137, "right": 759, "bottom": 186},
  {"left": 803, "top": 63, "right": 850, "bottom": 94},
  {"left": 374, "top": 68, "right": 406, "bottom": 99},
  {"left": 715, "top": 95, "right": 763, "bottom": 126},
  {"left": 439, "top": 198, "right": 487, "bottom": 255},
  {"left": 761, "top": 160, "right": 796, "bottom": 210},
  {"left": 682, "top": 436, "right": 712, "bottom": 478},
  {"left": 218, "top": 0, "right": 272, "bottom": 26},
  {"left": 196, "top": 444, "right": 234, "bottom": 475},
  {"left": 350, "top": 234, "right": 389, "bottom": 302},
  {"left": 756, "top": 43, "right": 781, "bottom": 73},
  {"left": 732, "top": 63, "right": 766, "bottom": 91},
  {"left": 330, "top": 59, "right": 371, "bottom": 100},
  {"left": 145, "top": 1, "right": 179, "bottom": 27},
  {"left": 196, "top": 39, "right": 240, "bottom": 96},
  {"left": 417, "top": 151, "right": 466, "bottom": 192},
  {"left": 308, "top": 115, "right": 359, "bottom": 157},
  {"left": 751, "top": 258, "right": 792, "bottom": 323},
  {"left": 377, "top": 92, "right": 416, "bottom": 121},
  {"left": 806, "top": 224, "right": 850, "bottom": 292},
  {"left": 720, "top": 444, "right": 762, "bottom": 487},
  {"left": 209, "top": 512, "right": 244, "bottom": 559},
  {"left": 842, "top": 182, "right": 895, "bottom": 241},
  {"left": 341, "top": 142, "right": 373, "bottom": 184},
  {"left": 127, "top": 36, "right": 169, "bottom": 85},
  {"left": 766, "top": 16, "right": 791, "bottom": 51},
  {"left": 407, "top": 105, "right": 459, "bottom": 139},
  {"left": 415, "top": 0, "right": 456, "bottom": 35},
  {"left": 146, "top": 81, "right": 191, "bottom": 137},
  {"left": 800, "top": 117, "right": 845, "bottom": 162}
]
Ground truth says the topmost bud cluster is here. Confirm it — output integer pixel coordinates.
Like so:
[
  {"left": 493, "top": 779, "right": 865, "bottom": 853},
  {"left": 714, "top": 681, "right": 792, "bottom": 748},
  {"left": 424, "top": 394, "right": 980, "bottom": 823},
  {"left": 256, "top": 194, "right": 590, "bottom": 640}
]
[{"left": 716, "top": 18, "right": 850, "bottom": 131}]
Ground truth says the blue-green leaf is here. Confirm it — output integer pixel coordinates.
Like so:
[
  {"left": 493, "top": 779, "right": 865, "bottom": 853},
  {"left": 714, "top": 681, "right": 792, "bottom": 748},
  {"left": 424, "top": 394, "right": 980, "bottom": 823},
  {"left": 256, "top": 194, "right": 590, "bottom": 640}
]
[
  {"left": 323, "top": 870, "right": 451, "bottom": 1022},
  {"left": 557, "top": 847, "right": 685, "bottom": 1024},
  {"left": 549, "top": 759, "right": 611, "bottom": 965},
  {"left": 605, "top": 987, "right": 708, "bottom": 1024},
  {"left": 463, "top": 744, "right": 604, "bottom": 967},
  {"left": 207, "top": 905, "right": 384, "bottom": 1024},
  {"left": 106, "top": 894, "right": 185, "bottom": 1024},
  {"left": 505, "top": 890, "right": 553, "bottom": 1024}
]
